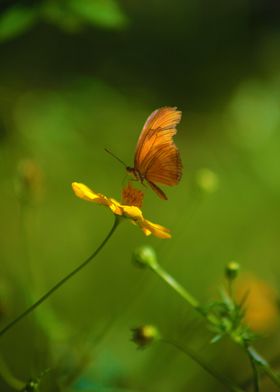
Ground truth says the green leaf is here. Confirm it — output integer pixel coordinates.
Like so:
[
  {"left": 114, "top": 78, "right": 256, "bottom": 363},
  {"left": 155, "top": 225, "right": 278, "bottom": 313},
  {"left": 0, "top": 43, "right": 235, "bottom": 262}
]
[
  {"left": 41, "top": 1, "right": 84, "bottom": 33},
  {"left": 68, "top": 0, "right": 127, "bottom": 29},
  {"left": 210, "top": 334, "right": 223, "bottom": 344},
  {"left": 0, "top": 6, "right": 37, "bottom": 42}
]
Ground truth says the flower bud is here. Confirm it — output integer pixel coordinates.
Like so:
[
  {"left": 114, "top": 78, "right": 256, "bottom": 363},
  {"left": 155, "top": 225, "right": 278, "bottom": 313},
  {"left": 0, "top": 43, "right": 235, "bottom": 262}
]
[
  {"left": 196, "top": 168, "right": 219, "bottom": 193},
  {"left": 131, "top": 325, "right": 160, "bottom": 349},
  {"left": 225, "top": 261, "right": 240, "bottom": 281},
  {"left": 21, "top": 369, "right": 49, "bottom": 391},
  {"left": 21, "top": 379, "right": 40, "bottom": 392},
  {"left": 133, "top": 246, "right": 158, "bottom": 269}
]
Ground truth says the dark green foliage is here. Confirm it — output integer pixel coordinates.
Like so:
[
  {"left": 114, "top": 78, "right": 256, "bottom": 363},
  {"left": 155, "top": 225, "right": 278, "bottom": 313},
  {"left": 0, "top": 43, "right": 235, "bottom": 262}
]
[{"left": 0, "top": 0, "right": 126, "bottom": 41}]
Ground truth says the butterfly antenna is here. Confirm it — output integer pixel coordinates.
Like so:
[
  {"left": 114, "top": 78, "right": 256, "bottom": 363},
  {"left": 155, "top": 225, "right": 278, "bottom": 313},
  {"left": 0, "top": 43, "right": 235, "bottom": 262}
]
[
  {"left": 121, "top": 173, "right": 129, "bottom": 187},
  {"left": 104, "top": 148, "right": 127, "bottom": 168}
]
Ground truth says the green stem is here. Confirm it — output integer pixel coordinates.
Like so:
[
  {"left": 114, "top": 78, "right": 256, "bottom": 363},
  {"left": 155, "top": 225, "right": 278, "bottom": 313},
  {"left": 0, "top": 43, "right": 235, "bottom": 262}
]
[
  {"left": 0, "top": 355, "right": 24, "bottom": 390},
  {"left": 143, "top": 257, "right": 280, "bottom": 390},
  {"left": 0, "top": 217, "right": 120, "bottom": 338},
  {"left": 149, "top": 262, "right": 219, "bottom": 325},
  {"left": 247, "top": 346, "right": 280, "bottom": 389},
  {"left": 162, "top": 339, "right": 245, "bottom": 392},
  {"left": 228, "top": 278, "right": 233, "bottom": 300},
  {"left": 261, "top": 365, "right": 280, "bottom": 388},
  {"left": 246, "top": 346, "right": 260, "bottom": 392},
  {"left": 153, "top": 263, "right": 199, "bottom": 308}
]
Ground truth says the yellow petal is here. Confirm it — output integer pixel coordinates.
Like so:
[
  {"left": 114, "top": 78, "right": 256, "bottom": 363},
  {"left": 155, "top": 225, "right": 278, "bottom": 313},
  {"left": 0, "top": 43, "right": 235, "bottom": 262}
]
[
  {"left": 108, "top": 198, "right": 124, "bottom": 215},
  {"left": 141, "top": 219, "right": 171, "bottom": 239},
  {"left": 122, "top": 205, "right": 144, "bottom": 221},
  {"left": 72, "top": 182, "right": 109, "bottom": 205},
  {"left": 141, "top": 226, "right": 152, "bottom": 236}
]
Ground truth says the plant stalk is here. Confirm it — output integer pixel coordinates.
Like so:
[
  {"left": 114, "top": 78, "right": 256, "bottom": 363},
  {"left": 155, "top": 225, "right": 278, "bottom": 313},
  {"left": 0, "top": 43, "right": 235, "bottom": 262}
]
[{"left": 0, "top": 217, "right": 119, "bottom": 338}]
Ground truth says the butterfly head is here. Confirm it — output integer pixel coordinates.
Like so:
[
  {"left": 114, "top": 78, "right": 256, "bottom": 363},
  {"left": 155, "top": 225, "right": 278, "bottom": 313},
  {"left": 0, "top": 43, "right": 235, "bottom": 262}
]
[
  {"left": 126, "top": 166, "right": 137, "bottom": 177},
  {"left": 126, "top": 167, "right": 143, "bottom": 182}
]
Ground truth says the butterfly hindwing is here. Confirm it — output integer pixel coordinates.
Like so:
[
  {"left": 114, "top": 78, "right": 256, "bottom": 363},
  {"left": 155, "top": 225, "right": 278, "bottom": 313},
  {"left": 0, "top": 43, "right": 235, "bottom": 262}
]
[{"left": 145, "top": 140, "right": 182, "bottom": 185}]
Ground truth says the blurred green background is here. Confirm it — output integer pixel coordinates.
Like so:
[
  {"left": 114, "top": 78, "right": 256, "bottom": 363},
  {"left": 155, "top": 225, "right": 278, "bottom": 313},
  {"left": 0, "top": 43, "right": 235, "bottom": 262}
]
[{"left": 0, "top": 1, "right": 280, "bottom": 391}]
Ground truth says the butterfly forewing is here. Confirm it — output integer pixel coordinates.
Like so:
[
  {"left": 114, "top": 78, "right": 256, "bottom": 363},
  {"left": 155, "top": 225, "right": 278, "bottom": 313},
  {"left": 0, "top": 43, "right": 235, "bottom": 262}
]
[
  {"left": 134, "top": 107, "right": 182, "bottom": 197},
  {"left": 134, "top": 107, "right": 181, "bottom": 168}
]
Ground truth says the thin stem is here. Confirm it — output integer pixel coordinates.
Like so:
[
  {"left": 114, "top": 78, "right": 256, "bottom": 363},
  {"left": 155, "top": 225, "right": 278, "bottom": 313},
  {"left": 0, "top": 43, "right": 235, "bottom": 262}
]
[
  {"left": 149, "top": 262, "right": 220, "bottom": 325},
  {"left": 152, "top": 264, "right": 199, "bottom": 308},
  {"left": 228, "top": 279, "right": 233, "bottom": 300},
  {"left": 18, "top": 201, "right": 41, "bottom": 302},
  {"left": 246, "top": 346, "right": 280, "bottom": 389},
  {"left": 261, "top": 365, "right": 280, "bottom": 388},
  {"left": 162, "top": 339, "right": 245, "bottom": 392},
  {"left": 144, "top": 257, "right": 279, "bottom": 390},
  {"left": 245, "top": 346, "right": 260, "bottom": 392},
  {"left": 19, "top": 202, "right": 32, "bottom": 282},
  {"left": 0, "top": 217, "right": 120, "bottom": 338}
]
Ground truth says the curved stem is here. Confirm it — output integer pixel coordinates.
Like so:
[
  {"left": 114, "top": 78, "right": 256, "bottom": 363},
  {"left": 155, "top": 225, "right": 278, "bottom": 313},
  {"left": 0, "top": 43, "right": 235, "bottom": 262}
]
[
  {"left": 0, "top": 217, "right": 120, "bottom": 338},
  {"left": 0, "top": 355, "right": 24, "bottom": 390}
]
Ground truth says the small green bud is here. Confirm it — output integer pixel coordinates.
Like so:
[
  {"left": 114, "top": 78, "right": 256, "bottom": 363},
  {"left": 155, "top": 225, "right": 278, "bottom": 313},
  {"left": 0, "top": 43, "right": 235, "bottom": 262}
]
[
  {"left": 131, "top": 325, "right": 160, "bottom": 349},
  {"left": 196, "top": 168, "right": 219, "bottom": 193},
  {"left": 225, "top": 261, "right": 240, "bottom": 280},
  {"left": 21, "top": 369, "right": 49, "bottom": 392},
  {"left": 21, "top": 379, "right": 40, "bottom": 392},
  {"left": 133, "top": 246, "right": 158, "bottom": 269}
]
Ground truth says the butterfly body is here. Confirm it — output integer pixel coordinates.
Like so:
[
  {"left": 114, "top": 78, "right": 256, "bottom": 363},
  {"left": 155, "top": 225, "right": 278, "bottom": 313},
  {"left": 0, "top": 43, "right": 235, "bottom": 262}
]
[{"left": 129, "top": 106, "right": 183, "bottom": 200}]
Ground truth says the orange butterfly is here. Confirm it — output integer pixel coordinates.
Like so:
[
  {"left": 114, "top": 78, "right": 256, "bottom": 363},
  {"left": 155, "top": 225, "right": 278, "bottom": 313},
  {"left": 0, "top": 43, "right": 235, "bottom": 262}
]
[{"left": 106, "top": 107, "right": 182, "bottom": 200}]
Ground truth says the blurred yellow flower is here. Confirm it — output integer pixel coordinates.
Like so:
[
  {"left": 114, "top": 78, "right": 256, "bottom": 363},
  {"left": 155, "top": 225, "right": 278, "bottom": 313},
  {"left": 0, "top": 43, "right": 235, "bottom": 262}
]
[
  {"left": 16, "top": 158, "right": 44, "bottom": 203},
  {"left": 196, "top": 168, "right": 219, "bottom": 194},
  {"left": 72, "top": 182, "right": 171, "bottom": 239},
  {"left": 236, "top": 274, "right": 279, "bottom": 333}
]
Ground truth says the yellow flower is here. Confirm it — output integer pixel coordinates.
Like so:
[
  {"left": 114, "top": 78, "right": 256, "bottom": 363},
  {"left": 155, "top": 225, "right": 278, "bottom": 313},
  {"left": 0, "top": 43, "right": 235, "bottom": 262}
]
[{"left": 72, "top": 182, "right": 171, "bottom": 239}]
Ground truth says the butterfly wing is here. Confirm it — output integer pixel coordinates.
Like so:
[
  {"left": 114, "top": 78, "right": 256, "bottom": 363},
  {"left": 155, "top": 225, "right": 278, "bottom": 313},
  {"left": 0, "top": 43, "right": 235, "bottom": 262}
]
[{"left": 134, "top": 107, "right": 182, "bottom": 194}]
